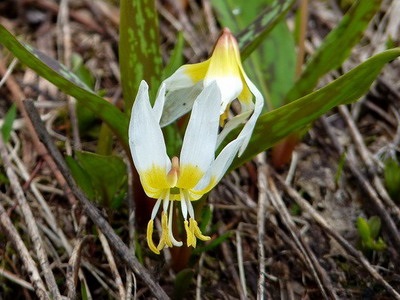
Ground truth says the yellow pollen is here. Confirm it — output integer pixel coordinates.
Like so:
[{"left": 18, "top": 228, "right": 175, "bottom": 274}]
[
  {"left": 146, "top": 220, "right": 160, "bottom": 254},
  {"left": 157, "top": 211, "right": 173, "bottom": 251},
  {"left": 184, "top": 218, "right": 211, "bottom": 248}
]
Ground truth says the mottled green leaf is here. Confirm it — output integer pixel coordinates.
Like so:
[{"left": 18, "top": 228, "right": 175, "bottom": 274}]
[
  {"left": 0, "top": 25, "right": 129, "bottom": 147},
  {"left": 228, "top": 48, "right": 400, "bottom": 169},
  {"left": 235, "top": 0, "right": 296, "bottom": 60},
  {"left": 286, "top": 0, "right": 382, "bottom": 101},
  {"left": 119, "top": 0, "right": 162, "bottom": 111}
]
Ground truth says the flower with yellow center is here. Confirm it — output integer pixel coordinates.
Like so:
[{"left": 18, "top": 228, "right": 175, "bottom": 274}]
[
  {"left": 160, "top": 27, "right": 264, "bottom": 156},
  {"left": 129, "top": 80, "right": 244, "bottom": 254}
]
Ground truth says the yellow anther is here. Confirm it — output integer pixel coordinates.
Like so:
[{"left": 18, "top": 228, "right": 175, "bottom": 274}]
[
  {"left": 184, "top": 218, "right": 210, "bottom": 248},
  {"left": 191, "top": 218, "right": 211, "bottom": 241},
  {"left": 146, "top": 220, "right": 160, "bottom": 254},
  {"left": 157, "top": 211, "right": 173, "bottom": 251},
  {"left": 184, "top": 220, "right": 195, "bottom": 247}
]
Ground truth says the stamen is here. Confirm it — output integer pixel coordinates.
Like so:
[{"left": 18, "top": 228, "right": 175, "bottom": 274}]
[
  {"left": 190, "top": 218, "right": 211, "bottom": 241},
  {"left": 157, "top": 211, "right": 173, "bottom": 251},
  {"left": 150, "top": 198, "right": 162, "bottom": 220},
  {"left": 186, "top": 198, "right": 195, "bottom": 219},
  {"left": 184, "top": 219, "right": 195, "bottom": 247},
  {"left": 180, "top": 190, "right": 188, "bottom": 220},
  {"left": 146, "top": 220, "right": 160, "bottom": 254},
  {"left": 163, "top": 195, "right": 170, "bottom": 213},
  {"left": 168, "top": 201, "right": 183, "bottom": 246}
]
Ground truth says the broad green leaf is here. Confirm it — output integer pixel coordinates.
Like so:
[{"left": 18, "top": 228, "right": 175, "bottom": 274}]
[
  {"left": 65, "top": 156, "right": 96, "bottom": 201},
  {"left": 260, "top": 21, "right": 296, "bottom": 108},
  {"left": 286, "top": 0, "right": 382, "bottom": 101},
  {"left": 119, "top": 0, "right": 162, "bottom": 111},
  {"left": 66, "top": 151, "right": 128, "bottom": 208},
  {"left": 235, "top": 0, "right": 296, "bottom": 60},
  {"left": 74, "top": 151, "right": 127, "bottom": 207},
  {"left": 1, "top": 103, "right": 17, "bottom": 143},
  {"left": 0, "top": 25, "right": 129, "bottom": 147},
  {"left": 211, "top": 0, "right": 267, "bottom": 33},
  {"left": 70, "top": 52, "right": 99, "bottom": 134},
  {"left": 162, "top": 32, "right": 185, "bottom": 79},
  {"left": 228, "top": 48, "right": 400, "bottom": 169},
  {"left": 71, "top": 52, "right": 95, "bottom": 89}
]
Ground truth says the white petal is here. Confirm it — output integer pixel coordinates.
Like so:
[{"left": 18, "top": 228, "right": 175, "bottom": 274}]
[
  {"left": 163, "top": 65, "right": 197, "bottom": 91},
  {"left": 160, "top": 82, "right": 203, "bottom": 127},
  {"left": 128, "top": 81, "right": 171, "bottom": 173},
  {"left": 180, "top": 81, "right": 221, "bottom": 171},
  {"left": 194, "top": 137, "right": 243, "bottom": 192},
  {"left": 216, "top": 110, "right": 252, "bottom": 148},
  {"left": 237, "top": 76, "right": 264, "bottom": 156},
  {"left": 153, "top": 83, "right": 166, "bottom": 123},
  {"left": 204, "top": 76, "right": 243, "bottom": 114}
]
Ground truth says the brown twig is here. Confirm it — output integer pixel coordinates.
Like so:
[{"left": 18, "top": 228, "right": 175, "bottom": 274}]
[
  {"left": 98, "top": 229, "right": 126, "bottom": 299},
  {"left": 273, "top": 172, "right": 400, "bottom": 300},
  {"left": 66, "top": 214, "right": 89, "bottom": 300},
  {"left": 266, "top": 167, "right": 337, "bottom": 300},
  {"left": 255, "top": 153, "right": 268, "bottom": 300},
  {"left": 216, "top": 214, "right": 246, "bottom": 299},
  {"left": 0, "top": 198, "right": 49, "bottom": 300},
  {"left": 22, "top": 100, "right": 169, "bottom": 300},
  {"left": 0, "top": 59, "right": 76, "bottom": 206},
  {"left": 0, "top": 137, "right": 62, "bottom": 299},
  {"left": 338, "top": 105, "right": 400, "bottom": 221}
]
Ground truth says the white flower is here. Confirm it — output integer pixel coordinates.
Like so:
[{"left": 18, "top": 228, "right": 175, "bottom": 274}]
[
  {"left": 129, "top": 80, "right": 244, "bottom": 254},
  {"left": 160, "top": 28, "right": 264, "bottom": 156}
]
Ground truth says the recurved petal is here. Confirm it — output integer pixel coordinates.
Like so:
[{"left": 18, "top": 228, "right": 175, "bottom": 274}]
[
  {"left": 179, "top": 81, "right": 221, "bottom": 178},
  {"left": 193, "top": 136, "right": 244, "bottom": 195},
  {"left": 237, "top": 76, "right": 264, "bottom": 156},
  {"left": 128, "top": 80, "right": 171, "bottom": 174},
  {"left": 216, "top": 110, "right": 252, "bottom": 148}
]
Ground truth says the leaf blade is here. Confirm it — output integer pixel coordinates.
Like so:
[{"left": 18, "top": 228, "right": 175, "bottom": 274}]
[
  {"left": 229, "top": 48, "right": 400, "bottom": 169},
  {"left": 119, "top": 0, "right": 163, "bottom": 110}
]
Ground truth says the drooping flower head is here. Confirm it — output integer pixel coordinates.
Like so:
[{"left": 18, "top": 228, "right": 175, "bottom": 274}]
[
  {"left": 160, "top": 28, "right": 264, "bottom": 156},
  {"left": 129, "top": 80, "right": 244, "bottom": 254}
]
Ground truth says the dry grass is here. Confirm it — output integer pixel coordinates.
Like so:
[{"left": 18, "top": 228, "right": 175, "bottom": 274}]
[{"left": 1, "top": 0, "right": 400, "bottom": 299}]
